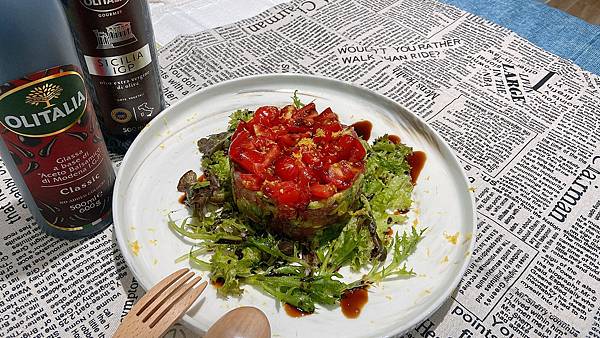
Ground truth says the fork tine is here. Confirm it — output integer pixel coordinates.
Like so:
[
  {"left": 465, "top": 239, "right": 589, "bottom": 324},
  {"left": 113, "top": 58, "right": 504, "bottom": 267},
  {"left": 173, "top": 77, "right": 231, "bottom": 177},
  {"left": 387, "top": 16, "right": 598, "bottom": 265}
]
[
  {"left": 130, "top": 268, "right": 190, "bottom": 316},
  {"left": 147, "top": 276, "right": 203, "bottom": 327},
  {"left": 149, "top": 280, "right": 208, "bottom": 333},
  {"left": 141, "top": 271, "right": 195, "bottom": 321}
]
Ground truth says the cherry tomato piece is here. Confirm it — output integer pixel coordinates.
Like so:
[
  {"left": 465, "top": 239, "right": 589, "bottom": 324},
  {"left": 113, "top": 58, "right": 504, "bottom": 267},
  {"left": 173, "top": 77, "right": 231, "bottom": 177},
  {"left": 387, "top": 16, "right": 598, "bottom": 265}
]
[
  {"left": 315, "top": 107, "right": 339, "bottom": 125},
  {"left": 335, "top": 134, "right": 355, "bottom": 161},
  {"left": 301, "top": 149, "right": 322, "bottom": 167},
  {"left": 274, "top": 156, "right": 299, "bottom": 181},
  {"left": 271, "top": 181, "right": 309, "bottom": 208},
  {"left": 325, "top": 160, "right": 363, "bottom": 190},
  {"left": 348, "top": 138, "right": 366, "bottom": 162},
  {"left": 310, "top": 184, "right": 337, "bottom": 200},
  {"left": 253, "top": 106, "right": 280, "bottom": 126}
]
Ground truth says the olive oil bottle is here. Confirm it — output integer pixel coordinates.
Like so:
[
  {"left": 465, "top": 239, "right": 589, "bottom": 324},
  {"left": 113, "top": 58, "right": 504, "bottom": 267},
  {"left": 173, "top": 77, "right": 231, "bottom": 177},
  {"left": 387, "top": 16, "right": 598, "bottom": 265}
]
[
  {"left": 0, "top": 0, "right": 115, "bottom": 239},
  {"left": 61, "top": 0, "right": 165, "bottom": 153}
]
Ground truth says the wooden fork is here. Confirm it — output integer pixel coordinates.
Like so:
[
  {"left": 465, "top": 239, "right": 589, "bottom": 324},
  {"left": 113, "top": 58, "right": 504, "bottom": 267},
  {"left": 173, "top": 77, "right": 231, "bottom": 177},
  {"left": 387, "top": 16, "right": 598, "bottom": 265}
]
[{"left": 114, "top": 268, "right": 207, "bottom": 338}]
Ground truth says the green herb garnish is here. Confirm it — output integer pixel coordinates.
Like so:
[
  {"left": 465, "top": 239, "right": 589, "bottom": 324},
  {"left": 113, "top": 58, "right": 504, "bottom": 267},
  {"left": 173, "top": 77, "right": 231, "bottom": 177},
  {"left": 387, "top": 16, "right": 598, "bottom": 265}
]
[
  {"left": 292, "top": 90, "right": 305, "bottom": 109},
  {"left": 228, "top": 109, "right": 253, "bottom": 132}
]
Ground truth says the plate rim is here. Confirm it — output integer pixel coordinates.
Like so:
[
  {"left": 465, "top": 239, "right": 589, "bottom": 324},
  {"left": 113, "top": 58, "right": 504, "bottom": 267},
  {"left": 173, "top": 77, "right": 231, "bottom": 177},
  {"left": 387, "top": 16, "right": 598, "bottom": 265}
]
[{"left": 113, "top": 73, "right": 477, "bottom": 337}]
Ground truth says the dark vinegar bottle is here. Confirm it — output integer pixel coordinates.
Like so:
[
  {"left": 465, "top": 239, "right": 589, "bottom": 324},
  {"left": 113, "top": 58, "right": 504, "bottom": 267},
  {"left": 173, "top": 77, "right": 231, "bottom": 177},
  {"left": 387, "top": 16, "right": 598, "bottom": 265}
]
[
  {"left": 0, "top": 0, "right": 115, "bottom": 239},
  {"left": 61, "top": 0, "right": 166, "bottom": 153}
]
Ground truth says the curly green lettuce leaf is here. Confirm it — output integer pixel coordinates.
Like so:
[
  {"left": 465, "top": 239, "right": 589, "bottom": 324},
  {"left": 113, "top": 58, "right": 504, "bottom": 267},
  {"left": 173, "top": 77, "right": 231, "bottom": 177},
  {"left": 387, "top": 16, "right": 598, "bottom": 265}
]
[
  {"left": 364, "top": 226, "right": 425, "bottom": 284},
  {"left": 168, "top": 217, "right": 239, "bottom": 242},
  {"left": 197, "top": 131, "right": 230, "bottom": 158},
  {"left": 363, "top": 136, "right": 414, "bottom": 231},
  {"left": 317, "top": 215, "right": 373, "bottom": 274},
  {"left": 167, "top": 205, "right": 251, "bottom": 242},
  {"left": 228, "top": 109, "right": 253, "bottom": 132},
  {"left": 247, "top": 235, "right": 308, "bottom": 267},
  {"left": 182, "top": 148, "right": 231, "bottom": 213},
  {"left": 202, "top": 150, "right": 230, "bottom": 185},
  {"left": 369, "top": 175, "right": 412, "bottom": 226},
  {"left": 246, "top": 273, "right": 347, "bottom": 313},
  {"left": 210, "top": 246, "right": 262, "bottom": 296}
]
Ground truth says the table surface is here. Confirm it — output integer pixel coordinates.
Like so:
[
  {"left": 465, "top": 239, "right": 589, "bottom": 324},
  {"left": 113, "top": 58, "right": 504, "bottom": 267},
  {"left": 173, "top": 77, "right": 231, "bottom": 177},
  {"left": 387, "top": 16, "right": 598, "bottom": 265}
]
[{"left": 547, "top": 0, "right": 600, "bottom": 25}]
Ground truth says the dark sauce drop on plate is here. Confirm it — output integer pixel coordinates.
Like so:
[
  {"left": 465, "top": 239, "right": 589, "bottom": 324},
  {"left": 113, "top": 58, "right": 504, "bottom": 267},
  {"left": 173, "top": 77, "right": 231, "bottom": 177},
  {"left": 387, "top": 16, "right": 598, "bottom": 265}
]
[
  {"left": 212, "top": 277, "right": 225, "bottom": 288},
  {"left": 284, "top": 303, "right": 311, "bottom": 318},
  {"left": 178, "top": 194, "right": 186, "bottom": 204},
  {"left": 340, "top": 287, "right": 369, "bottom": 319},
  {"left": 351, "top": 121, "right": 372, "bottom": 141},
  {"left": 406, "top": 151, "right": 427, "bottom": 185}
]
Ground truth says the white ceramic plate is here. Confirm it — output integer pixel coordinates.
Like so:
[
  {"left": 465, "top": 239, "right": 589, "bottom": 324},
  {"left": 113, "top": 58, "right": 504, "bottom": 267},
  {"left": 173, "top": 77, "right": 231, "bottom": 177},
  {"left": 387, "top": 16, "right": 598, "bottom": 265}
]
[{"left": 113, "top": 74, "right": 476, "bottom": 338}]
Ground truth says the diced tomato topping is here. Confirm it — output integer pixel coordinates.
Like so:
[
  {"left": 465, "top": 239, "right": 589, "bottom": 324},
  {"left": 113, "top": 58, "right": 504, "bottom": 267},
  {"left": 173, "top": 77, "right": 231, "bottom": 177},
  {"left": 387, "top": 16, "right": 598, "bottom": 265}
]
[
  {"left": 315, "top": 107, "right": 339, "bottom": 125},
  {"left": 296, "top": 161, "right": 319, "bottom": 186},
  {"left": 274, "top": 156, "right": 299, "bottom": 181},
  {"left": 260, "top": 180, "right": 277, "bottom": 197},
  {"left": 310, "top": 184, "right": 337, "bottom": 200},
  {"left": 319, "top": 121, "right": 343, "bottom": 134},
  {"left": 280, "top": 105, "right": 295, "bottom": 119},
  {"left": 241, "top": 150, "right": 266, "bottom": 173},
  {"left": 230, "top": 103, "right": 366, "bottom": 208},
  {"left": 266, "top": 181, "right": 310, "bottom": 208},
  {"left": 301, "top": 149, "right": 322, "bottom": 167},
  {"left": 286, "top": 123, "right": 311, "bottom": 133},
  {"left": 324, "top": 160, "right": 363, "bottom": 190},
  {"left": 334, "top": 134, "right": 355, "bottom": 161},
  {"left": 277, "top": 132, "right": 309, "bottom": 147},
  {"left": 277, "top": 134, "right": 297, "bottom": 147},
  {"left": 230, "top": 128, "right": 251, "bottom": 147},
  {"left": 292, "top": 103, "right": 317, "bottom": 122},
  {"left": 253, "top": 124, "right": 275, "bottom": 139},
  {"left": 230, "top": 131, "right": 260, "bottom": 172},
  {"left": 262, "top": 145, "right": 280, "bottom": 167},
  {"left": 254, "top": 106, "right": 280, "bottom": 126},
  {"left": 348, "top": 138, "right": 366, "bottom": 162}
]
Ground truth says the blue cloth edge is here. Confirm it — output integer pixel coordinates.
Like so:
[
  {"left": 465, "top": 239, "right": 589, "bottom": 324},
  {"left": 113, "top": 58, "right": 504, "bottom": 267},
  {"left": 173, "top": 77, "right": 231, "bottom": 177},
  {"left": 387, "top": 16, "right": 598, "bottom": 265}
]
[{"left": 439, "top": 0, "right": 600, "bottom": 75}]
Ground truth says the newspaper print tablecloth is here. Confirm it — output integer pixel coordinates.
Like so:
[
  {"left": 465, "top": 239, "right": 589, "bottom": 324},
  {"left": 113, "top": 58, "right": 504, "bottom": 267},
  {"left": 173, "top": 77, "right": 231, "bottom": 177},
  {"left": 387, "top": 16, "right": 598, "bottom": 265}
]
[{"left": 1, "top": 0, "right": 599, "bottom": 337}]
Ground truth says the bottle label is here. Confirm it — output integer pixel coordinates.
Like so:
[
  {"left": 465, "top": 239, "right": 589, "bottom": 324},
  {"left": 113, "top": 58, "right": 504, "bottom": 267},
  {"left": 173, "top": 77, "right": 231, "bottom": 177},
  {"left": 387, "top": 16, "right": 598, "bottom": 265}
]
[
  {"left": 84, "top": 44, "right": 152, "bottom": 76},
  {"left": 0, "top": 72, "right": 87, "bottom": 136},
  {"left": 0, "top": 65, "right": 115, "bottom": 231}
]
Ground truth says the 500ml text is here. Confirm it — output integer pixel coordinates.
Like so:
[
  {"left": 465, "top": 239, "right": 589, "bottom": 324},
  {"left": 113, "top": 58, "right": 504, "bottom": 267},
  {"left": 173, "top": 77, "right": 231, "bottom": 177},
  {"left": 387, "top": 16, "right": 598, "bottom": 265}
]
[{"left": 69, "top": 191, "right": 104, "bottom": 213}]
